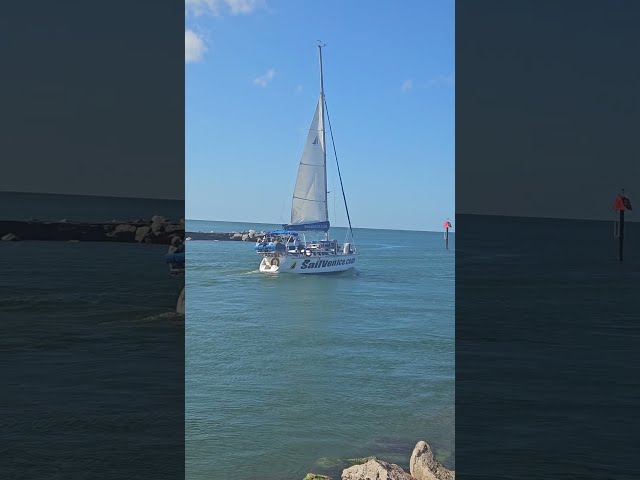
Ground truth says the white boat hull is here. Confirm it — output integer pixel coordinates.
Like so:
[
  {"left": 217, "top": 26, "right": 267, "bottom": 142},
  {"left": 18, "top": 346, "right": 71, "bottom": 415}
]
[{"left": 259, "top": 253, "right": 357, "bottom": 274}]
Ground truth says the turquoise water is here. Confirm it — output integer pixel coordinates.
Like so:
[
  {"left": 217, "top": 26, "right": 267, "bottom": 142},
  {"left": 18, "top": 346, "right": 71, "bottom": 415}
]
[
  {"left": 186, "top": 220, "right": 454, "bottom": 480},
  {"left": 2, "top": 240, "right": 185, "bottom": 478},
  {"left": 2, "top": 192, "right": 185, "bottom": 478}
]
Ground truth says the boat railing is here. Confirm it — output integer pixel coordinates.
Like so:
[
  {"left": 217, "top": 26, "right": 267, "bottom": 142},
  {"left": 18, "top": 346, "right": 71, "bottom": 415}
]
[{"left": 256, "top": 236, "right": 355, "bottom": 256}]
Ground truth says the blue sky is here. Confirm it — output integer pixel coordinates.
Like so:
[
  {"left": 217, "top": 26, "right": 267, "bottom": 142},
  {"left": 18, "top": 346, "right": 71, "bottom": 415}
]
[{"left": 186, "top": 0, "right": 454, "bottom": 232}]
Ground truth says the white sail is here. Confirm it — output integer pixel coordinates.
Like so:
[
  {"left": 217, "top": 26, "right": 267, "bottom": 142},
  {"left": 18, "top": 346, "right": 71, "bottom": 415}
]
[{"left": 290, "top": 96, "right": 328, "bottom": 225}]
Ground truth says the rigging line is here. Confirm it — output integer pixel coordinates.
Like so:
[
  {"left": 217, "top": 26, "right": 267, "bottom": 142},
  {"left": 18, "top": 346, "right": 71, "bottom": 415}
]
[
  {"left": 323, "top": 96, "right": 354, "bottom": 242},
  {"left": 331, "top": 175, "right": 344, "bottom": 243}
]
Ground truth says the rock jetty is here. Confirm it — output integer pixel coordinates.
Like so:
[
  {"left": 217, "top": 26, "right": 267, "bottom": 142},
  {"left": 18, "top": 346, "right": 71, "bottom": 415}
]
[
  {"left": 0, "top": 216, "right": 184, "bottom": 245},
  {"left": 302, "top": 441, "right": 454, "bottom": 480},
  {"left": 185, "top": 229, "right": 266, "bottom": 242}
]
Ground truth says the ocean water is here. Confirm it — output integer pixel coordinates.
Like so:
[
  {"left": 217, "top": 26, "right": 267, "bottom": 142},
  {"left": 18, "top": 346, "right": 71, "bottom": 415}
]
[
  {"left": 2, "top": 240, "right": 185, "bottom": 478},
  {"left": 2, "top": 192, "right": 185, "bottom": 478},
  {"left": 456, "top": 215, "right": 640, "bottom": 479},
  {"left": 186, "top": 220, "right": 455, "bottom": 480}
]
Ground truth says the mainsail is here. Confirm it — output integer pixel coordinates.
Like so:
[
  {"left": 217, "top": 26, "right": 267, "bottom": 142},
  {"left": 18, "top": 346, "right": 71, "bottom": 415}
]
[{"left": 287, "top": 95, "right": 329, "bottom": 231}]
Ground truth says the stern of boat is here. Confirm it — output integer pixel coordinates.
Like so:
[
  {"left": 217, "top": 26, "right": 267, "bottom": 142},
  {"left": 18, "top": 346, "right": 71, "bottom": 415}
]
[{"left": 259, "top": 255, "right": 285, "bottom": 273}]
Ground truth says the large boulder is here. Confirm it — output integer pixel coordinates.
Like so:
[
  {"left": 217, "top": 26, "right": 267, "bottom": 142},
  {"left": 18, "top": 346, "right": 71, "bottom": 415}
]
[
  {"left": 107, "top": 224, "right": 137, "bottom": 238},
  {"left": 150, "top": 215, "right": 167, "bottom": 234},
  {"left": 135, "top": 226, "right": 151, "bottom": 242},
  {"left": 409, "top": 442, "right": 454, "bottom": 480},
  {"left": 114, "top": 224, "right": 137, "bottom": 233},
  {"left": 316, "top": 456, "right": 377, "bottom": 471},
  {"left": 304, "top": 474, "right": 332, "bottom": 480},
  {"left": 1, "top": 233, "right": 19, "bottom": 241},
  {"left": 342, "top": 458, "right": 415, "bottom": 480}
]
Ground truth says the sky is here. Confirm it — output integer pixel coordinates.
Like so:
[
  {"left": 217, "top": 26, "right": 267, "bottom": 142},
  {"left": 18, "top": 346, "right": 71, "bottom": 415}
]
[
  {"left": 185, "top": 0, "right": 455, "bottom": 232},
  {"left": 2, "top": 1, "right": 184, "bottom": 200},
  {"left": 457, "top": 0, "right": 640, "bottom": 221}
]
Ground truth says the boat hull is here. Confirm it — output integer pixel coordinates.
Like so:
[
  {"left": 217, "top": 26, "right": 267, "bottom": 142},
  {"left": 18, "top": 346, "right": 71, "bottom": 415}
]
[{"left": 259, "top": 253, "right": 357, "bottom": 274}]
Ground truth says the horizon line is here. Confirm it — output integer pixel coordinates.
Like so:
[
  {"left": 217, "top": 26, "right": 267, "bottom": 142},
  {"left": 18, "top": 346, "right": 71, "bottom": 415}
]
[
  {"left": 186, "top": 217, "right": 453, "bottom": 234},
  {"left": 457, "top": 212, "right": 638, "bottom": 223},
  {"left": 1, "top": 190, "right": 183, "bottom": 202}
]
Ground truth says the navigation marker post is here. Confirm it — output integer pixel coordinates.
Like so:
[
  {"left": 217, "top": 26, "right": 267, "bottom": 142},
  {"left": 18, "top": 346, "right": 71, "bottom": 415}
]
[
  {"left": 443, "top": 219, "right": 452, "bottom": 249},
  {"left": 613, "top": 189, "right": 632, "bottom": 261}
]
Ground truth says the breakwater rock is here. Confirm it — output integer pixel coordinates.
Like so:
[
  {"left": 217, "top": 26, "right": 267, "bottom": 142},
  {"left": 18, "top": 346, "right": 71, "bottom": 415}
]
[
  {"left": 303, "top": 441, "right": 454, "bottom": 480},
  {"left": 0, "top": 216, "right": 184, "bottom": 244},
  {"left": 185, "top": 229, "right": 266, "bottom": 242},
  {"left": 342, "top": 458, "right": 416, "bottom": 480},
  {"left": 409, "top": 441, "right": 454, "bottom": 480}
]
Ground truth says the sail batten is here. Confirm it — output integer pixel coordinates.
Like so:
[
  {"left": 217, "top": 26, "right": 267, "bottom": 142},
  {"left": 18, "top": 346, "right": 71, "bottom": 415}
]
[{"left": 289, "top": 95, "right": 328, "bottom": 229}]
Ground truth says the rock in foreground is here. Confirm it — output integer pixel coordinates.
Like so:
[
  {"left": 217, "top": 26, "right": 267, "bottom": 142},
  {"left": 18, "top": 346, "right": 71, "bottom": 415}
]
[
  {"left": 342, "top": 458, "right": 416, "bottom": 480},
  {"left": 304, "top": 474, "right": 332, "bottom": 480},
  {"left": 409, "top": 442, "right": 455, "bottom": 480}
]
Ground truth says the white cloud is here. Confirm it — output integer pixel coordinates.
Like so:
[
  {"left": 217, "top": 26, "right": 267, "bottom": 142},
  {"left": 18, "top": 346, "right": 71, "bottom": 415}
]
[
  {"left": 185, "top": 1, "right": 264, "bottom": 64},
  {"left": 401, "top": 79, "right": 413, "bottom": 92},
  {"left": 254, "top": 68, "right": 276, "bottom": 87},
  {"left": 185, "top": 30, "right": 207, "bottom": 64},
  {"left": 226, "top": 0, "right": 266, "bottom": 14},
  {"left": 186, "top": 0, "right": 266, "bottom": 16}
]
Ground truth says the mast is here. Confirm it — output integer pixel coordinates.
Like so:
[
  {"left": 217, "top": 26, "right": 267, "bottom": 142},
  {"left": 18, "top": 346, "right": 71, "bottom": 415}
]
[
  {"left": 318, "top": 43, "right": 355, "bottom": 245},
  {"left": 318, "top": 43, "right": 329, "bottom": 239}
]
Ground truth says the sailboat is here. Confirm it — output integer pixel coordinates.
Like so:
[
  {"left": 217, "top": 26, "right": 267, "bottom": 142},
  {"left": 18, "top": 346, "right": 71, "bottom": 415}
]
[{"left": 256, "top": 44, "right": 358, "bottom": 274}]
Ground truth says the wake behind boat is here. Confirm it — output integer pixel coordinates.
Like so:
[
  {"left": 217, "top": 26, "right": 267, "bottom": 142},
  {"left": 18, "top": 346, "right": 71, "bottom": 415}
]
[{"left": 257, "top": 44, "right": 358, "bottom": 274}]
